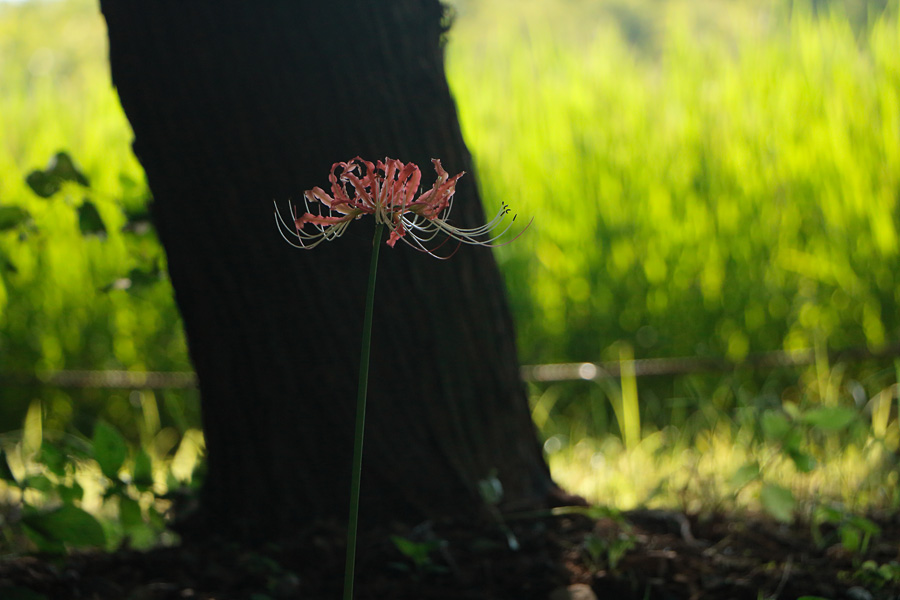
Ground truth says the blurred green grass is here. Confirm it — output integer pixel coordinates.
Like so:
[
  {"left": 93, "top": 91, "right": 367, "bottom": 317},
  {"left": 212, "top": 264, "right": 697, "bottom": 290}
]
[
  {"left": 446, "top": 0, "right": 900, "bottom": 461},
  {"left": 0, "top": 0, "right": 898, "bottom": 524},
  {"left": 0, "top": 0, "right": 194, "bottom": 436},
  {"left": 448, "top": 0, "right": 900, "bottom": 365}
]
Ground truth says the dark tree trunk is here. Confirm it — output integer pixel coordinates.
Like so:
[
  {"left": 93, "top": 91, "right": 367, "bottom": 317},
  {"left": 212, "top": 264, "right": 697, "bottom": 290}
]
[{"left": 100, "top": 1, "right": 568, "bottom": 542}]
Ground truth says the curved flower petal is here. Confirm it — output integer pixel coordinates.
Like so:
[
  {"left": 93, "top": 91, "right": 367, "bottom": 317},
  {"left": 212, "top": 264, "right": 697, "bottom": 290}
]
[{"left": 275, "top": 156, "right": 527, "bottom": 256}]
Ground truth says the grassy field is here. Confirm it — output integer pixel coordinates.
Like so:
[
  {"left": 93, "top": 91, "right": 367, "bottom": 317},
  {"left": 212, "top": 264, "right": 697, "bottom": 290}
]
[
  {"left": 446, "top": 0, "right": 900, "bottom": 511},
  {"left": 0, "top": 0, "right": 899, "bottom": 546},
  {"left": 449, "top": 0, "right": 900, "bottom": 365}
]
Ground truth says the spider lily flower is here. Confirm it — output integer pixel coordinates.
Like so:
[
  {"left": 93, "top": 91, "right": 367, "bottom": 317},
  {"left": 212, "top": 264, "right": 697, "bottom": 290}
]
[{"left": 275, "top": 157, "right": 525, "bottom": 257}]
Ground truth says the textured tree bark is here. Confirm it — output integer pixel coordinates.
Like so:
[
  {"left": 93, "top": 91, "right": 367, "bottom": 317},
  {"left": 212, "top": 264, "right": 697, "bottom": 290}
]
[{"left": 100, "top": 1, "right": 566, "bottom": 542}]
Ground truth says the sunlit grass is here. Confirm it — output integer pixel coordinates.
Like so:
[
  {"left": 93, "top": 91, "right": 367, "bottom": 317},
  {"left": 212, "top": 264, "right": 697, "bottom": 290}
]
[
  {"left": 548, "top": 420, "right": 900, "bottom": 514},
  {"left": 537, "top": 357, "right": 900, "bottom": 516}
]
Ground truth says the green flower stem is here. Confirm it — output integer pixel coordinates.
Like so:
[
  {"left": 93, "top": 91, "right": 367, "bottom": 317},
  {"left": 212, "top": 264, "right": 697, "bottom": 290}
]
[{"left": 343, "top": 222, "right": 384, "bottom": 600}]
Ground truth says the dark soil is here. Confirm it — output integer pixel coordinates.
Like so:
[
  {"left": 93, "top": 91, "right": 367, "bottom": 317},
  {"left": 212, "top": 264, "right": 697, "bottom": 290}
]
[{"left": 2, "top": 509, "right": 899, "bottom": 599}]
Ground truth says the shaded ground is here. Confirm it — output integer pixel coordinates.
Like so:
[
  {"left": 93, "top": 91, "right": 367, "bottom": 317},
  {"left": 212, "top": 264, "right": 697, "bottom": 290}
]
[{"left": 2, "top": 509, "right": 899, "bottom": 599}]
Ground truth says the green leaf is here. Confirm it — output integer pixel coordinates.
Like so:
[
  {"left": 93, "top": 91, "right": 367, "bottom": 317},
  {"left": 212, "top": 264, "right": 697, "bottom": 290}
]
[
  {"left": 761, "top": 410, "right": 790, "bottom": 441},
  {"left": 782, "top": 428, "right": 804, "bottom": 453},
  {"left": 760, "top": 484, "right": 796, "bottom": 523},
  {"left": 21, "top": 523, "right": 66, "bottom": 554},
  {"left": 730, "top": 461, "right": 760, "bottom": 488},
  {"left": 814, "top": 504, "right": 843, "bottom": 524},
  {"left": 788, "top": 450, "right": 817, "bottom": 473},
  {"left": 22, "top": 474, "right": 54, "bottom": 495},
  {"left": 132, "top": 449, "right": 154, "bottom": 490},
  {"left": 148, "top": 505, "right": 165, "bottom": 530},
  {"left": 92, "top": 421, "right": 127, "bottom": 480},
  {"left": 77, "top": 200, "right": 106, "bottom": 237},
  {"left": 38, "top": 441, "right": 67, "bottom": 477},
  {"left": 848, "top": 515, "right": 881, "bottom": 536},
  {"left": 877, "top": 562, "right": 900, "bottom": 581},
  {"left": 391, "top": 535, "right": 440, "bottom": 569},
  {"left": 125, "top": 522, "right": 157, "bottom": 550},
  {"left": 801, "top": 407, "right": 858, "bottom": 432},
  {"left": 58, "top": 482, "right": 84, "bottom": 504},
  {"left": 0, "top": 205, "right": 30, "bottom": 231},
  {"left": 119, "top": 496, "right": 143, "bottom": 530},
  {"left": 25, "top": 151, "right": 90, "bottom": 197},
  {"left": 583, "top": 533, "right": 606, "bottom": 562},
  {"left": 25, "top": 170, "right": 61, "bottom": 198},
  {"left": 22, "top": 504, "right": 106, "bottom": 549},
  {"left": 46, "top": 152, "right": 90, "bottom": 187},
  {"left": 840, "top": 525, "right": 861, "bottom": 553}
]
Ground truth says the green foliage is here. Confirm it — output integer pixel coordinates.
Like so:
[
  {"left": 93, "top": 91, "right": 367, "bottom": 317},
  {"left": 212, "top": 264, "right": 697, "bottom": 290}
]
[
  {"left": 0, "top": 407, "right": 201, "bottom": 554},
  {"left": 92, "top": 420, "right": 127, "bottom": 480},
  {"left": 852, "top": 560, "right": 900, "bottom": 590},
  {"left": 0, "top": 6, "right": 205, "bottom": 555},
  {"left": 0, "top": 206, "right": 31, "bottom": 231},
  {"left": 725, "top": 403, "right": 891, "bottom": 529},
  {"left": 25, "top": 151, "right": 90, "bottom": 198},
  {"left": 390, "top": 535, "right": 449, "bottom": 575},
  {"left": 813, "top": 505, "right": 881, "bottom": 555},
  {"left": 582, "top": 530, "right": 636, "bottom": 572},
  {"left": 759, "top": 484, "right": 796, "bottom": 523},
  {"left": 578, "top": 508, "right": 636, "bottom": 572},
  {"left": 800, "top": 406, "right": 859, "bottom": 432},
  {"left": 22, "top": 503, "right": 106, "bottom": 551},
  {"left": 76, "top": 200, "right": 106, "bottom": 237},
  {"left": 0, "top": 0, "right": 194, "bottom": 437}
]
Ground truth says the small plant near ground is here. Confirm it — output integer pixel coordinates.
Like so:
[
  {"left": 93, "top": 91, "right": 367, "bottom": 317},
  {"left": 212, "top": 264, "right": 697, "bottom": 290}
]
[
  {"left": 581, "top": 528, "right": 637, "bottom": 573},
  {"left": 534, "top": 505, "right": 638, "bottom": 573},
  {"left": 389, "top": 535, "right": 450, "bottom": 578},
  {"left": 728, "top": 403, "right": 872, "bottom": 526},
  {"left": 812, "top": 504, "right": 881, "bottom": 557},
  {"left": 851, "top": 560, "right": 900, "bottom": 591},
  {"left": 477, "top": 469, "right": 520, "bottom": 551}
]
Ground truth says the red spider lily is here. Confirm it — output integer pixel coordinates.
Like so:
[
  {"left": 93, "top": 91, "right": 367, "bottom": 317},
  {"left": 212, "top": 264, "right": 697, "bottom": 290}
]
[{"left": 275, "top": 157, "right": 524, "bottom": 257}]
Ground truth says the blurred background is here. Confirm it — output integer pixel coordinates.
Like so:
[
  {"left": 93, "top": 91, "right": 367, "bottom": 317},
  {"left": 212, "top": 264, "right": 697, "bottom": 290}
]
[{"left": 0, "top": 0, "right": 898, "bottom": 549}]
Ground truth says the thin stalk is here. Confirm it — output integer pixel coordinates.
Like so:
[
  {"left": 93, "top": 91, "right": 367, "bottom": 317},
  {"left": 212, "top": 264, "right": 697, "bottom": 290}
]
[{"left": 343, "top": 223, "right": 384, "bottom": 600}]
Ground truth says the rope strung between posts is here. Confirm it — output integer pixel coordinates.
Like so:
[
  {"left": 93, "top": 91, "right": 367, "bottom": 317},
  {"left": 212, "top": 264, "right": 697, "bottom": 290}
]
[
  {"left": 3, "top": 342, "right": 900, "bottom": 389},
  {"left": 523, "top": 342, "right": 900, "bottom": 382}
]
